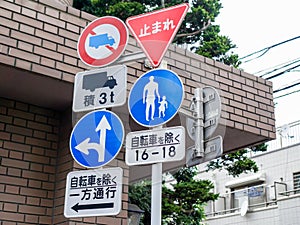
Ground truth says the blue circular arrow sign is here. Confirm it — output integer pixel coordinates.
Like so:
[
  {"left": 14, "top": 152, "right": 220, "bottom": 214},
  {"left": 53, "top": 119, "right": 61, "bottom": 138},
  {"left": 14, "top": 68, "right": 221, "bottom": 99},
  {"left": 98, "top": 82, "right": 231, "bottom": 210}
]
[
  {"left": 69, "top": 110, "right": 124, "bottom": 168},
  {"left": 128, "top": 69, "right": 184, "bottom": 127}
]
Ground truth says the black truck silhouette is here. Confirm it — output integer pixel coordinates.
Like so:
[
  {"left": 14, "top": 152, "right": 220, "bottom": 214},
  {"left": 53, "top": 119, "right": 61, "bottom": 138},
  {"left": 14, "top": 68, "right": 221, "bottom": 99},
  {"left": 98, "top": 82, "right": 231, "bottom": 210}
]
[{"left": 82, "top": 72, "right": 117, "bottom": 92}]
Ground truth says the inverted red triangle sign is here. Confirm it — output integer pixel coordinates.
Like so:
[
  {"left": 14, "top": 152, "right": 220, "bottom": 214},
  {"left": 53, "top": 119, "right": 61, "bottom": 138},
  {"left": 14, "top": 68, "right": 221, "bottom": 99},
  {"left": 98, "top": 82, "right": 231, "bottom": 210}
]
[{"left": 126, "top": 3, "right": 189, "bottom": 68}]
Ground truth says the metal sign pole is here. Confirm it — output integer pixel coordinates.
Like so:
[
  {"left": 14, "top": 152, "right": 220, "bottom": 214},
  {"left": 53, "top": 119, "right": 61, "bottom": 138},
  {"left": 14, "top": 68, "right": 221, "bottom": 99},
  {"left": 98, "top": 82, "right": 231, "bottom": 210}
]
[
  {"left": 150, "top": 61, "right": 168, "bottom": 225},
  {"left": 194, "top": 88, "right": 204, "bottom": 158},
  {"left": 151, "top": 162, "right": 162, "bottom": 225},
  {"left": 151, "top": 123, "right": 163, "bottom": 225}
]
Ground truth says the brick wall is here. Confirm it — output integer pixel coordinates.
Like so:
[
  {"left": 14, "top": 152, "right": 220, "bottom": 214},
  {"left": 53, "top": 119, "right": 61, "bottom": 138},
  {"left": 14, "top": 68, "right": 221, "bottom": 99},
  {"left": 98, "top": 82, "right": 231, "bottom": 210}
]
[
  {"left": 0, "top": 0, "right": 90, "bottom": 81},
  {"left": 165, "top": 47, "right": 275, "bottom": 138},
  {"left": 0, "top": 98, "right": 129, "bottom": 225},
  {"left": 0, "top": 97, "right": 60, "bottom": 224}
]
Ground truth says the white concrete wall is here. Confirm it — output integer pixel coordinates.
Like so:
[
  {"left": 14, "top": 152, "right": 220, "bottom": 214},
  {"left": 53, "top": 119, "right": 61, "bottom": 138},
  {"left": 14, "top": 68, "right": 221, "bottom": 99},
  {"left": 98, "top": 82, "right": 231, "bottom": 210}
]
[
  {"left": 278, "top": 195, "right": 300, "bottom": 225},
  {"left": 198, "top": 142, "right": 300, "bottom": 225},
  {"left": 197, "top": 143, "right": 300, "bottom": 195},
  {"left": 205, "top": 195, "right": 300, "bottom": 225}
]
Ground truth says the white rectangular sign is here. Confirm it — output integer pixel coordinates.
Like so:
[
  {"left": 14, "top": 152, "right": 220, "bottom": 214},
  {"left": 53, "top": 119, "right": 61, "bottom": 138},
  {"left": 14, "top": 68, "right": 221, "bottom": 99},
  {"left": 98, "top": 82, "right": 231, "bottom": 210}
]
[
  {"left": 126, "top": 126, "right": 185, "bottom": 166},
  {"left": 72, "top": 65, "right": 127, "bottom": 112},
  {"left": 64, "top": 167, "right": 123, "bottom": 218}
]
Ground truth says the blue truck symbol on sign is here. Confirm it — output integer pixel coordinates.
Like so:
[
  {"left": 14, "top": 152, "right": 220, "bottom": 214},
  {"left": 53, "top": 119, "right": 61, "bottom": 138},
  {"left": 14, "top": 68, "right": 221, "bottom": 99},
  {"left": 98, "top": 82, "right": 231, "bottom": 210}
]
[
  {"left": 89, "top": 33, "right": 115, "bottom": 49},
  {"left": 83, "top": 72, "right": 117, "bottom": 92}
]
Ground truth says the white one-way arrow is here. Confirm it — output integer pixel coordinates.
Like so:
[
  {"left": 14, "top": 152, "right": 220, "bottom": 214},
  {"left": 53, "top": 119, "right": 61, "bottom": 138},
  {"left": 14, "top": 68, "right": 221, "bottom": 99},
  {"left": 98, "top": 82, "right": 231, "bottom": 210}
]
[
  {"left": 75, "top": 115, "right": 111, "bottom": 162},
  {"left": 95, "top": 115, "right": 111, "bottom": 162}
]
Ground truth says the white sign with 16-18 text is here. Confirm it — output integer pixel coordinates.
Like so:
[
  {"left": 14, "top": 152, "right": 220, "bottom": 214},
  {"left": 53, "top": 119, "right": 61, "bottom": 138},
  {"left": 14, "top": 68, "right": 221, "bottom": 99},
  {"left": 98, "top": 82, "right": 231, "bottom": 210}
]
[{"left": 125, "top": 126, "right": 185, "bottom": 166}]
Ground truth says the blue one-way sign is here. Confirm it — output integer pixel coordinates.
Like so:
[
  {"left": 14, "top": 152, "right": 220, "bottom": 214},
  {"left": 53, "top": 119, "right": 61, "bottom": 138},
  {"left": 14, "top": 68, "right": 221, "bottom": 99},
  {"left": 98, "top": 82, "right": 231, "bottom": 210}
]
[
  {"left": 69, "top": 110, "right": 124, "bottom": 168},
  {"left": 128, "top": 69, "right": 184, "bottom": 127}
]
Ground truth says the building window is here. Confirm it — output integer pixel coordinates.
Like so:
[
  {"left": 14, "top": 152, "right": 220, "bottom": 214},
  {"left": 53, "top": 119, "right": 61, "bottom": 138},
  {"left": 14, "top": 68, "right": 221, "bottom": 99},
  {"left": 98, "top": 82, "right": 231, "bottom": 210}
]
[
  {"left": 231, "top": 186, "right": 248, "bottom": 209},
  {"left": 293, "top": 172, "right": 300, "bottom": 194},
  {"left": 231, "top": 184, "right": 266, "bottom": 211}
]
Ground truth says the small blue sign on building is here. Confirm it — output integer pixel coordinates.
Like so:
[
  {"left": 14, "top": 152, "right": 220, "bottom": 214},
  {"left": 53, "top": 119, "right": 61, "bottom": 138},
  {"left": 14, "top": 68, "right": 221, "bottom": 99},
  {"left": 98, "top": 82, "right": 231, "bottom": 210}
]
[
  {"left": 128, "top": 69, "right": 184, "bottom": 127},
  {"left": 69, "top": 110, "right": 124, "bottom": 168}
]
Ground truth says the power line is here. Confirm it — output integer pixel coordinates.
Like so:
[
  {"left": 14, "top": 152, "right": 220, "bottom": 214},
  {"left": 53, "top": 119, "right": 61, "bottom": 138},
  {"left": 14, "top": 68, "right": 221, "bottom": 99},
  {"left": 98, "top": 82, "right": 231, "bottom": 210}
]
[
  {"left": 239, "top": 36, "right": 300, "bottom": 63},
  {"left": 273, "top": 81, "right": 300, "bottom": 93},
  {"left": 265, "top": 63, "right": 300, "bottom": 80},
  {"left": 238, "top": 36, "right": 300, "bottom": 99},
  {"left": 274, "top": 89, "right": 300, "bottom": 99},
  {"left": 255, "top": 57, "right": 300, "bottom": 77}
]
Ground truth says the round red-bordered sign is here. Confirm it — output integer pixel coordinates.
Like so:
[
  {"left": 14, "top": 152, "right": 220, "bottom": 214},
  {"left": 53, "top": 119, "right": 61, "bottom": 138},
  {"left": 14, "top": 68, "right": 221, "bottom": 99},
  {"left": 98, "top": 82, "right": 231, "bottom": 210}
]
[{"left": 77, "top": 16, "right": 128, "bottom": 67}]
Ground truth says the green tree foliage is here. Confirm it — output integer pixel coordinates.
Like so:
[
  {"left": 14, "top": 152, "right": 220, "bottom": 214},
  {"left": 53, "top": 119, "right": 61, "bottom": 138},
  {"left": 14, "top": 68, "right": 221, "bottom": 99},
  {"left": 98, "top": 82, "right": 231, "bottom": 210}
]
[
  {"left": 128, "top": 180, "right": 151, "bottom": 225},
  {"left": 206, "top": 143, "right": 268, "bottom": 177},
  {"left": 73, "top": 0, "right": 146, "bottom": 21},
  {"left": 162, "top": 167, "right": 218, "bottom": 224},
  {"left": 129, "top": 167, "right": 218, "bottom": 224},
  {"left": 73, "top": 0, "right": 240, "bottom": 66},
  {"left": 194, "top": 25, "right": 241, "bottom": 67},
  {"left": 106, "top": 2, "right": 146, "bottom": 21}
]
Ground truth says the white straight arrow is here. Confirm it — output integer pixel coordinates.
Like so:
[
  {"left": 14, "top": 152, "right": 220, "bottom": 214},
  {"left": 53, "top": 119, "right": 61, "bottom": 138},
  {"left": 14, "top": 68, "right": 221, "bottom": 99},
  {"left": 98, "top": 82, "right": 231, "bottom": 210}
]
[
  {"left": 75, "top": 115, "right": 111, "bottom": 162},
  {"left": 95, "top": 115, "right": 111, "bottom": 162}
]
